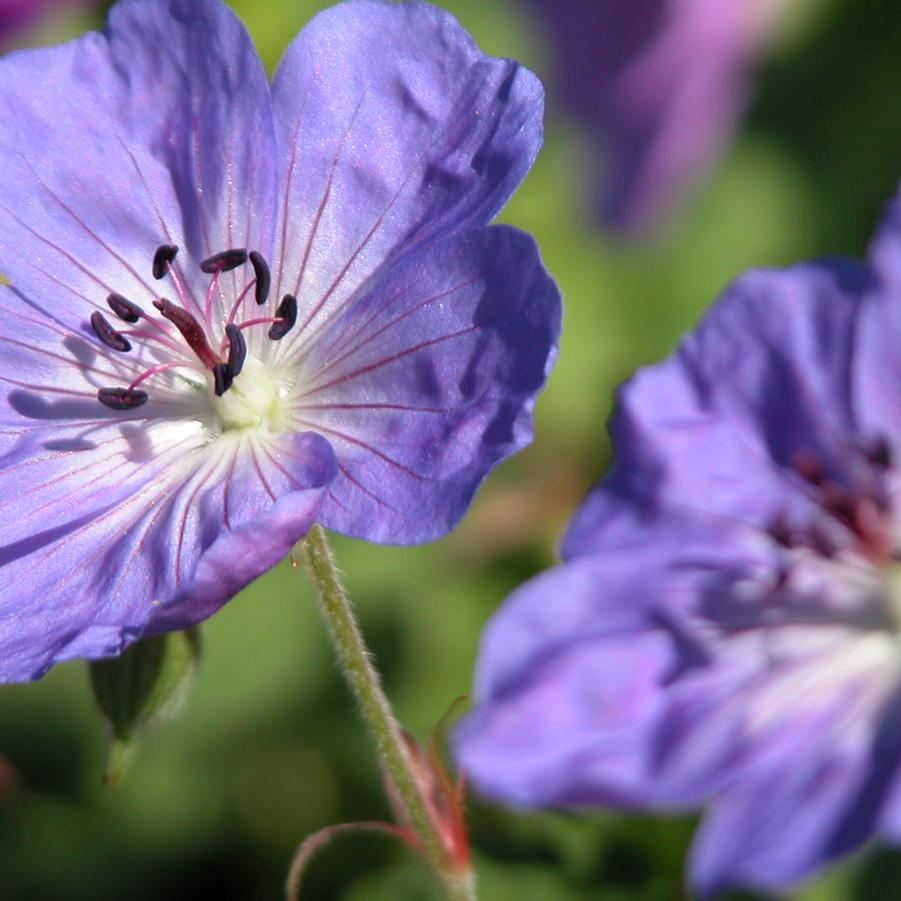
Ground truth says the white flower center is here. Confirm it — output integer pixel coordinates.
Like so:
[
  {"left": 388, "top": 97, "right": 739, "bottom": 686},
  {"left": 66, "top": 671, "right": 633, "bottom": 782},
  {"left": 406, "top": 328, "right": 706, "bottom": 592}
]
[{"left": 210, "top": 357, "right": 289, "bottom": 433}]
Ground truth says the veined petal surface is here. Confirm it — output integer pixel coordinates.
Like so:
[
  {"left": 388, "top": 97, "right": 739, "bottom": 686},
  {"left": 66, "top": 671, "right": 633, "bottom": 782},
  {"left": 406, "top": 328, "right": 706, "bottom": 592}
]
[
  {"left": 269, "top": 0, "right": 544, "bottom": 336},
  {"left": 285, "top": 226, "right": 560, "bottom": 543},
  {"left": 0, "top": 0, "right": 277, "bottom": 329}
]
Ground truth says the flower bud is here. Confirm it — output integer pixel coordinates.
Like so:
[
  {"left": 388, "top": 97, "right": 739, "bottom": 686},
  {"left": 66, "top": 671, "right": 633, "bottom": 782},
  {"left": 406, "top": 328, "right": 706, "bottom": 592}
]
[{"left": 89, "top": 628, "right": 202, "bottom": 785}]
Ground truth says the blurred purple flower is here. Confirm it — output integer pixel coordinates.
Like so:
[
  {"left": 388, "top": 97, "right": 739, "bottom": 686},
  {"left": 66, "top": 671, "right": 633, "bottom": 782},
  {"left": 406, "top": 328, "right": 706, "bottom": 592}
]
[
  {"left": 456, "top": 193, "right": 901, "bottom": 894},
  {"left": 529, "top": 0, "right": 786, "bottom": 233},
  {"left": 0, "top": 0, "right": 81, "bottom": 41},
  {"left": 0, "top": 0, "right": 559, "bottom": 682}
]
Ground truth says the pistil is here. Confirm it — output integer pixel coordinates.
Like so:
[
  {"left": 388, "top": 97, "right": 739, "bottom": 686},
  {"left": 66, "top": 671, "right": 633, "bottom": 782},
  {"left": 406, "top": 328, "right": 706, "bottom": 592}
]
[{"left": 153, "top": 298, "right": 219, "bottom": 369}]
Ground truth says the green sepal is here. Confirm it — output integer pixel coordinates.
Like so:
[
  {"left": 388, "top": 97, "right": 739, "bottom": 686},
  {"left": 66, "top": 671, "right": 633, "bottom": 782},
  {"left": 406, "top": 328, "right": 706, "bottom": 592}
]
[{"left": 89, "top": 628, "right": 202, "bottom": 785}]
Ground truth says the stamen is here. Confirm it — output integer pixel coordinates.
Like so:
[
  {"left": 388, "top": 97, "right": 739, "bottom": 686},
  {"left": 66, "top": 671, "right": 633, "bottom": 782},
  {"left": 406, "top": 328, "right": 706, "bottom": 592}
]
[
  {"left": 236, "top": 315, "right": 280, "bottom": 331},
  {"left": 249, "top": 251, "right": 271, "bottom": 305},
  {"left": 98, "top": 387, "right": 149, "bottom": 410},
  {"left": 821, "top": 485, "right": 856, "bottom": 526},
  {"left": 808, "top": 525, "right": 837, "bottom": 559},
  {"left": 119, "top": 327, "right": 188, "bottom": 357},
  {"left": 269, "top": 294, "right": 298, "bottom": 340},
  {"left": 226, "top": 279, "right": 257, "bottom": 326},
  {"left": 225, "top": 323, "right": 246, "bottom": 377},
  {"left": 128, "top": 361, "right": 198, "bottom": 391},
  {"left": 90, "top": 311, "right": 131, "bottom": 353},
  {"left": 766, "top": 513, "right": 794, "bottom": 548},
  {"left": 791, "top": 449, "right": 826, "bottom": 486},
  {"left": 200, "top": 248, "right": 248, "bottom": 274},
  {"left": 205, "top": 268, "right": 222, "bottom": 323},
  {"left": 106, "top": 292, "right": 143, "bottom": 323},
  {"left": 153, "top": 298, "right": 219, "bottom": 368},
  {"left": 213, "top": 362, "right": 233, "bottom": 397},
  {"left": 152, "top": 244, "right": 179, "bottom": 280},
  {"left": 109, "top": 294, "right": 181, "bottom": 348},
  {"left": 865, "top": 437, "right": 892, "bottom": 470}
]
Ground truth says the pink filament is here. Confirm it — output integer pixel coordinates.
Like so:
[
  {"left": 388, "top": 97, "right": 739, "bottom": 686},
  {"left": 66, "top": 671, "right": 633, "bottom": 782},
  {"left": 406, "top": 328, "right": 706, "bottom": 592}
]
[
  {"left": 226, "top": 278, "right": 257, "bottom": 326},
  {"left": 128, "top": 360, "right": 201, "bottom": 391},
  {"left": 237, "top": 316, "right": 281, "bottom": 331}
]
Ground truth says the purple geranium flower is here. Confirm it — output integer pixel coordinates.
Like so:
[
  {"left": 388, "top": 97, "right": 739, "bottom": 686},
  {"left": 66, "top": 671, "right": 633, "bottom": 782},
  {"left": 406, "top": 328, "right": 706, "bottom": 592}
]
[
  {"left": 528, "top": 0, "right": 786, "bottom": 233},
  {"left": 0, "top": 0, "right": 559, "bottom": 682},
  {"left": 456, "top": 192, "right": 901, "bottom": 894}
]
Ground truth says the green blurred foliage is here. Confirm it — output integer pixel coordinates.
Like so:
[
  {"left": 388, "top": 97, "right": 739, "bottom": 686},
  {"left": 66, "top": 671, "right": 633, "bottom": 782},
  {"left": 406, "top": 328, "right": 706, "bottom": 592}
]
[{"left": 2, "top": 0, "right": 901, "bottom": 898}]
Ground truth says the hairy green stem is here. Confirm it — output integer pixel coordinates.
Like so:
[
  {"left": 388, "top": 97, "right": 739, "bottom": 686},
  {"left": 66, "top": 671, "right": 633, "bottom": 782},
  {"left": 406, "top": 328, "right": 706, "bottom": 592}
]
[{"left": 299, "top": 525, "right": 476, "bottom": 901}]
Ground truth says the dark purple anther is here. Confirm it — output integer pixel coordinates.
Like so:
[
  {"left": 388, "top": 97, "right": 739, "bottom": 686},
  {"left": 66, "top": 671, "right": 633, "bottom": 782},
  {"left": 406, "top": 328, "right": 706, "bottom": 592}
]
[
  {"left": 153, "top": 298, "right": 219, "bottom": 369},
  {"left": 249, "top": 250, "right": 271, "bottom": 305},
  {"left": 90, "top": 311, "right": 132, "bottom": 353},
  {"left": 766, "top": 513, "right": 794, "bottom": 548},
  {"left": 822, "top": 487, "right": 857, "bottom": 528},
  {"left": 269, "top": 294, "right": 298, "bottom": 340},
  {"left": 224, "top": 323, "right": 246, "bottom": 378},
  {"left": 792, "top": 449, "right": 826, "bottom": 486},
  {"left": 152, "top": 244, "right": 179, "bottom": 280},
  {"left": 98, "top": 387, "right": 149, "bottom": 410},
  {"left": 213, "top": 362, "right": 233, "bottom": 397},
  {"left": 200, "top": 248, "right": 248, "bottom": 274},
  {"left": 106, "top": 292, "right": 143, "bottom": 323},
  {"left": 808, "top": 525, "right": 837, "bottom": 559},
  {"left": 865, "top": 437, "right": 893, "bottom": 470}
]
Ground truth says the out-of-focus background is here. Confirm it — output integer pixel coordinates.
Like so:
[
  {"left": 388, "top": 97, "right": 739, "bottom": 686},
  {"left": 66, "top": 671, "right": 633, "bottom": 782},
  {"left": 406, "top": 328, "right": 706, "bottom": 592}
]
[{"left": 1, "top": 0, "right": 900, "bottom": 898}]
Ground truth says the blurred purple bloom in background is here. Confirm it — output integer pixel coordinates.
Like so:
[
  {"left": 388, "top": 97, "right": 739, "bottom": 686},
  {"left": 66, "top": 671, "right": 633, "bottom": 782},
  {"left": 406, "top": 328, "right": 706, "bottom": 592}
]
[
  {"left": 0, "top": 0, "right": 559, "bottom": 682},
  {"left": 529, "top": 0, "right": 787, "bottom": 233},
  {"left": 456, "top": 192, "right": 901, "bottom": 894},
  {"left": 0, "top": 0, "right": 80, "bottom": 40}
]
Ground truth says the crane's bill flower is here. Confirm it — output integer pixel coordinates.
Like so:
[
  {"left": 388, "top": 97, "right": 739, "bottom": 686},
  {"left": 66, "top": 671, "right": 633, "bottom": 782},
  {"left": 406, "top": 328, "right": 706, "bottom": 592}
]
[
  {"left": 0, "top": 0, "right": 559, "bottom": 682},
  {"left": 528, "top": 0, "right": 787, "bottom": 233},
  {"left": 456, "top": 195, "right": 901, "bottom": 895}
]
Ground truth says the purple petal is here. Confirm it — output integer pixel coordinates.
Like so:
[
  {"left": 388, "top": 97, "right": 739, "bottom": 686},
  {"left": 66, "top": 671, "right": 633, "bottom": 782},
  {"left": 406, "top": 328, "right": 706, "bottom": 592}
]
[
  {"left": 0, "top": 426, "right": 335, "bottom": 682},
  {"left": 0, "top": 0, "right": 277, "bottom": 330},
  {"left": 283, "top": 225, "right": 560, "bottom": 544},
  {"left": 854, "top": 190, "right": 901, "bottom": 460},
  {"left": 564, "top": 260, "right": 869, "bottom": 559},
  {"left": 458, "top": 536, "right": 901, "bottom": 869},
  {"left": 470, "top": 536, "right": 761, "bottom": 704},
  {"left": 457, "top": 632, "right": 674, "bottom": 809},
  {"left": 529, "top": 0, "right": 783, "bottom": 232},
  {"left": 457, "top": 545, "right": 763, "bottom": 810},
  {"left": 456, "top": 553, "right": 682, "bottom": 808},
  {"left": 874, "top": 693, "right": 901, "bottom": 842},
  {"left": 146, "top": 429, "right": 338, "bottom": 632},
  {"left": 689, "top": 656, "right": 901, "bottom": 896},
  {"left": 269, "top": 0, "right": 544, "bottom": 336}
]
